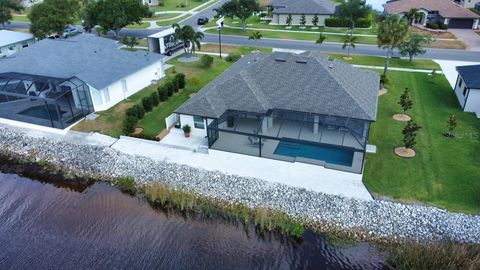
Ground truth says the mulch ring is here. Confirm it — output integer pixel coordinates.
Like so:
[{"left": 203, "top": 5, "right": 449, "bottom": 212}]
[
  {"left": 393, "top": 113, "right": 411, "bottom": 122},
  {"left": 394, "top": 147, "right": 416, "bottom": 158},
  {"left": 379, "top": 88, "right": 388, "bottom": 96}
]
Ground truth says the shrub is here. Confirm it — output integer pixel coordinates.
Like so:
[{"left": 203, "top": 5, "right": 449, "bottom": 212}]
[
  {"left": 426, "top": 22, "right": 439, "bottom": 29},
  {"left": 126, "top": 105, "right": 145, "bottom": 119},
  {"left": 226, "top": 53, "right": 241, "bottom": 62},
  {"left": 150, "top": 91, "right": 159, "bottom": 107},
  {"left": 165, "top": 81, "right": 174, "bottom": 96},
  {"left": 175, "top": 73, "right": 186, "bottom": 89},
  {"left": 200, "top": 54, "right": 214, "bottom": 68},
  {"left": 142, "top": 96, "right": 153, "bottom": 112},
  {"left": 123, "top": 115, "right": 138, "bottom": 134},
  {"left": 325, "top": 17, "right": 371, "bottom": 28},
  {"left": 158, "top": 85, "right": 168, "bottom": 101},
  {"left": 355, "top": 18, "right": 371, "bottom": 28},
  {"left": 117, "top": 176, "right": 135, "bottom": 192},
  {"left": 190, "top": 77, "right": 200, "bottom": 86},
  {"left": 438, "top": 22, "right": 448, "bottom": 30}
]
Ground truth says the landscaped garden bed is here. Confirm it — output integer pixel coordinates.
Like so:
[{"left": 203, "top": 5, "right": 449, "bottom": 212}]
[{"left": 364, "top": 71, "right": 480, "bottom": 213}]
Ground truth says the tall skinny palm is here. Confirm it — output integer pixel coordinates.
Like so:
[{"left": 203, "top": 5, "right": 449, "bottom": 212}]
[
  {"left": 377, "top": 15, "right": 410, "bottom": 76},
  {"left": 172, "top": 23, "right": 204, "bottom": 58},
  {"left": 342, "top": 34, "right": 357, "bottom": 57},
  {"left": 248, "top": 30, "right": 262, "bottom": 52}
]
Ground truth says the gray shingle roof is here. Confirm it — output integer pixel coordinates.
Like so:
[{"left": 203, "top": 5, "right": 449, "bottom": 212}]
[
  {"left": 457, "top": 65, "right": 480, "bottom": 89},
  {"left": 0, "top": 34, "right": 163, "bottom": 90},
  {"left": 268, "top": 0, "right": 336, "bottom": 14},
  {"left": 175, "top": 51, "right": 380, "bottom": 121}
]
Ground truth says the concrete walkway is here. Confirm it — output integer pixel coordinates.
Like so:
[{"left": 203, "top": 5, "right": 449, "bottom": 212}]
[
  {"left": 111, "top": 135, "right": 373, "bottom": 201},
  {"left": 434, "top": 59, "right": 480, "bottom": 88}
]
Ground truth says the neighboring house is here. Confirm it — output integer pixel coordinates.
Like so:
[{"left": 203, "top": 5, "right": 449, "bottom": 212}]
[
  {"left": 383, "top": 0, "right": 480, "bottom": 29},
  {"left": 0, "top": 34, "right": 164, "bottom": 129},
  {"left": 0, "top": 30, "right": 35, "bottom": 58},
  {"left": 454, "top": 64, "right": 480, "bottom": 117},
  {"left": 170, "top": 51, "right": 379, "bottom": 174},
  {"left": 142, "top": 0, "right": 159, "bottom": 6},
  {"left": 454, "top": 0, "right": 480, "bottom": 9},
  {"left": 265, "top": 0, "right": 336, "bottom": 26}
]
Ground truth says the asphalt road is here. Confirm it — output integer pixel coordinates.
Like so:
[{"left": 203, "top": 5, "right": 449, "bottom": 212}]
[{"left": 7, "top": 13, "right": 480, "bottom": 62}]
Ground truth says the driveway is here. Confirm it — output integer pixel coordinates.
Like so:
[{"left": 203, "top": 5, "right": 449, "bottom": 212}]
[
  {"left": 434, "top": 59, "right": 480, "bottom": 88},
  {"left": 450, "top": 29, "right": 480, "bottom": 51}
]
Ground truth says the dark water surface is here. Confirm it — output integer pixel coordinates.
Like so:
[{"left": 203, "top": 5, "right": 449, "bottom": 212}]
[{"left": 0, "top": 173, "right": 386, "bottom": 270}]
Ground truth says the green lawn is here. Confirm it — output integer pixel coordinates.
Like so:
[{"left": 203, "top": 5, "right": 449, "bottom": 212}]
[
  {"left": 223, "top": 15, "right": 378, "bottom": 35},
  {"left": 153, "top": 0, "right": 207, "bottom": 11},
  {"left": 364, "top": 71, "right": 480, "bottom": 213},
  {"left": 143, "top": 13, "right": 179, "bottom": 21},
  {"left": 328, "top": 53, "right": 441, "bottom": 70},
  {"left": 125, "top": 22, "right": 150, "bottom": 29},
  {"left": 207, "top": 27, "right": 378, "bottom": 45},
  {"left": 12, "top": 15, "right": 30, "bottom": 22}
]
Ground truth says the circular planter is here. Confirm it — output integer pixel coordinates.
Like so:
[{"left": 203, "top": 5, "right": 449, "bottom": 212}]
[
  {"left": 393, "top": 114, "right": 411, "bottom": 122},
  {"left": 342, "top": 56, "right": 353, "bottom": 60},
  {"left": 379, "top": 88, "right": 388, "bottom": 96},
  {"left": 394, "top": 147, "right": 416, "bottom": 158},
  {"left": 131, "top": 127, "right": 144, "bottom": 136},
  {"left": 178, "top": 56, "right": 199, "bottom": 63}
]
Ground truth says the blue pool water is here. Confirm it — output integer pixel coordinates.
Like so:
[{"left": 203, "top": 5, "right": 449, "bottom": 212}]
[{"left": 274, "top": 141, "right": 354, "bottom": 167}]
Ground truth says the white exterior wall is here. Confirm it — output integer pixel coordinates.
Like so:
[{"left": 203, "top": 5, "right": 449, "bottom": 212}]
[
  {"left": 273, "top": 14, "right": 331, "bottom": 26},
  {"left": 0, "top": 38, "right": 35, "bottom": 58},
  {"left": 91, "top": 60, "right": 164, "bottom": 111},
  {"left": 454, "top": 74, "right": 480, "bottom": 117},
  {"left": 178, "top": 114, "right": 213, "bottom": 137},
  {"left": 460, "top": 0, "right": 480, "bottom": 8}
]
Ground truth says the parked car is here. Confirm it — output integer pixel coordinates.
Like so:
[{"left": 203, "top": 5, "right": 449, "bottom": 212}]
[
  {"left": 47, "top": 34, "right": 61, "bottom": 39},
  {"left": 62, "top": 26, "right": 78, "bottom": 38},
  {"left": 197, "top": 16, "right": 209, "bottom": 25}
]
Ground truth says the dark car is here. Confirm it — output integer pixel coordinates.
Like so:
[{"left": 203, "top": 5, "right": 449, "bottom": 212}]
[{"left": 197, "top": 16, "right": 209, "bottom": 25}]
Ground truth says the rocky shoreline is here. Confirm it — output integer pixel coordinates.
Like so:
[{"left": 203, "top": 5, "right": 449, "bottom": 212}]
[{"left": 0, "top": 125, "right": 479, "bottom": 243}]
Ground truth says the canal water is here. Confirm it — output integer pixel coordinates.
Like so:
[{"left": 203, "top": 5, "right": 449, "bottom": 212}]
[{"left": 0, "top": 173, "right": 386, "bottom": 269}]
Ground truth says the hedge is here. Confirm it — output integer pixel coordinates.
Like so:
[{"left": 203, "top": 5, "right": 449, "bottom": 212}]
[
  {"left": 123, "top": 115, "right": 138, "bottom": 134},
  {"left": 142, "top": 96, "right": 153, "bottom": 112},
  {"left": 325, "top": 17, "right": 372, "bottom": 28},
  {"left": 158, "top": 85, "right": 168, "bottom": 101},
  {"left": 151, "top": 92, "right": 159, "bottom": 106},
  {"left": 200, "top": 55, "right": 214, "bottom": 68},
  {"left": 175, "top": 73, "right": 186, "bottom": 89},
  {"left": 226, "top": 53, "right": 241, "bottom": 62}
]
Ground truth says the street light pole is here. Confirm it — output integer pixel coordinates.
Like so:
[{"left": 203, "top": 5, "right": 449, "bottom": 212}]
[{"left": 217, "top": 26, "right": 222, "bottom": 59}]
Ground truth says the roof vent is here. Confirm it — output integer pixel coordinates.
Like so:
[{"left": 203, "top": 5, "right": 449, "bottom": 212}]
[
  {"left": 328, "top": 63, "right": 334, "bottom": 69},
  {"left": 295, "top": 59, "right": 308, "bottom": 64},
  {"left": 275, "top": 57, "right": 286, "bottom": 62}
]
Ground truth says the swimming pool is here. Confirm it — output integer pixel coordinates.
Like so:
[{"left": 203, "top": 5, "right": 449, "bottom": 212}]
[{"left": 274, "top": 141, "right": 354, "bottom": 167}]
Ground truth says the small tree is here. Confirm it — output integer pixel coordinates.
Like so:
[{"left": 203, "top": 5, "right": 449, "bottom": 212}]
[
  {"left": 399, "top": 32, "right": 433, "bottom": 63},
  {"left": 398, "top": 88, "right": 413, "bottom": 115},
  {"left": 0, "top": 0, "right": 24, "bottom": 29},
  {"left": 299, "top": 14, "right": 306, "bottom": 27},
  {"left": 121, "top": 36, "right": 139, "bottom": 48},
  {"left": 248, "top": 30, "right": 262, "bottom": 52},
  {"left": 316, "top": 32, "right": 326, "bottom": 47},
  {"left": 402, "top": 120, "right": 421, "bottom": 149},
  {"left": 311, "top": 14, "right": 319, "bottom": 27},
  {"left": 286, "top": 14, "right": 292, "bottom": 26},
  {"left": 342, "top": 34, "right": 357, "bottom": 57},
  {"left": 214, "top": 0, "right": 259, "bottom": 32},
  {"left": 444, "top": 114, "right": 457, "bottom": 138},
  {"left": 28, "top": 0, "right": 80, "bottom": 39}
]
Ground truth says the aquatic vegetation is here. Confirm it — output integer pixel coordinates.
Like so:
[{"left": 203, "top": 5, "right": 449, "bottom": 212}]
[{"left": 117, "top": 176, "right": 135, "bottom": 193}]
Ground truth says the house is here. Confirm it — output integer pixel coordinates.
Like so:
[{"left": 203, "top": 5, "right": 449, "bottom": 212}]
[
  {"left": 0, "top": 34, "right": 164, "bottom": 129},
  {"left": 169, "top": 51, "right": 379, "bottom": 173},
  {"left": 454, "top": 64, "right": 480, "bottom": 117},
  {"left": 0, "top": 30, "right": 35, "bottom": 58},
  {"left": 383, "top": 0, "right": 480, "bottom": 29},
  {"left": 454, "top": 0, "right": 480, "bottom": 10},
  {"left": 265, "top": 0, "right": 336, "bottom": 26},
  {"left": 142, "top": 0, "right": 159, "bottom": 6}
]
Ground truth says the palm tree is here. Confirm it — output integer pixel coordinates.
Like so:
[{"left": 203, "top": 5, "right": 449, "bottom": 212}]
[
  {"left": 316, "top": 32, "right": 326, "bottom": 47},
  {"left": 342, "top": 34, "right": 357, "bottom": 57},
  {"left": 172, "top": 23, "right": 204, "bottom": 58},
  {"left": 404, "top": 8, "right": 422, "bottom": 26},
  {"left": 377, "top": 15, "right": 410, "bottom": 76},
  {"left": 248, "top": 30, "right": 262, "bottom": 52}
]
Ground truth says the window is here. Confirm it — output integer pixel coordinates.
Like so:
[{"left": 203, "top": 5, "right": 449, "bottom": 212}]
[
  {"left": 458, "top": 79, "right": 462, "bottom": 88},
  {"left": 463, "top": 87, "right": 468, "bottom": 96},
  {"left": 194, "top": 116, "right": 205, "bottom": 129}
]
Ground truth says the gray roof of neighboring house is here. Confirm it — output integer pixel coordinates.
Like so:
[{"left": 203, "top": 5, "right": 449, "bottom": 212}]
[
  {"left": 175, "top": 51, "right": 380, "bottom": 121},
  {"left": 457, "top": 65, "right": 480, "bottom": 89},
  {"left": 0, "top": 30, "right": 34, "bottom": 47},
  {"left": 0, "top": 34, "right": 163, "bottom": 90},
  {"left": 267, "top": 0, "right": 336, "bottom": 15}
]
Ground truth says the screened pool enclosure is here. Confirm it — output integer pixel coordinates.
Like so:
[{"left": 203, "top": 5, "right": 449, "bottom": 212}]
[
  {"left": 0, "top": 72, "right": 94, "bottom": 129},
  {"left": 207, "top": 109, "right": 371, "bottom": 173}
]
